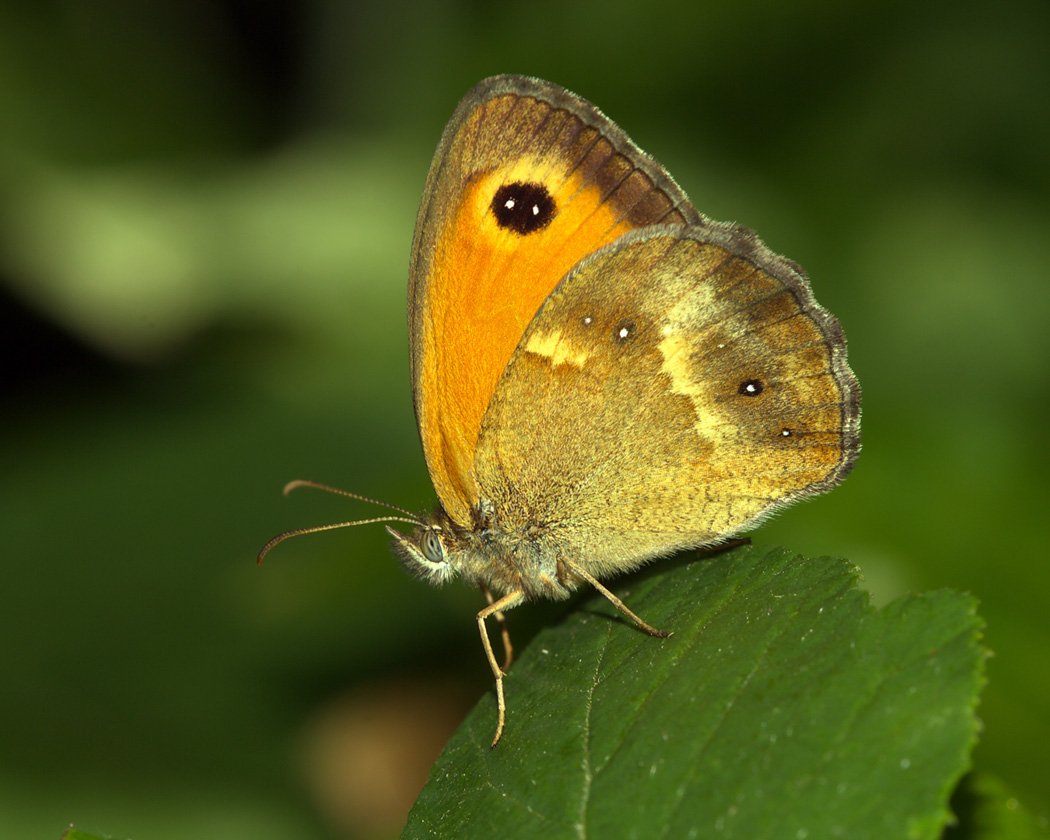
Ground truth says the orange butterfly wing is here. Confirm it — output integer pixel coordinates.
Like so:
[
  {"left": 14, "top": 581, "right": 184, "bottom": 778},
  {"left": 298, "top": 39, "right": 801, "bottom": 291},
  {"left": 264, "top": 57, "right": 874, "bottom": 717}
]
[{"left": 408, "top": 76, "right": 701, "bottom": 527}]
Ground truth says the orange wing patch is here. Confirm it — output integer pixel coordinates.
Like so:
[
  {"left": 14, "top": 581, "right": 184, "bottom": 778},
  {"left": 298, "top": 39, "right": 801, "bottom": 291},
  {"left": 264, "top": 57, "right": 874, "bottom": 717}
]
[
  {"left": 421, "top": 173, "right": 636, "bottom": 522},
  {"left": 411, "top": 85, "right": 696, "bottom": 526}
]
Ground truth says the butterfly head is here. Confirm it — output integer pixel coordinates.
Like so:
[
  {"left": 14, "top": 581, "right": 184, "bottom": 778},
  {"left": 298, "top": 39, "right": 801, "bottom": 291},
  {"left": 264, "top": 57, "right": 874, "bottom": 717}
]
[{"left": 387, "top": 522, "right": 457, "bottom": 585}]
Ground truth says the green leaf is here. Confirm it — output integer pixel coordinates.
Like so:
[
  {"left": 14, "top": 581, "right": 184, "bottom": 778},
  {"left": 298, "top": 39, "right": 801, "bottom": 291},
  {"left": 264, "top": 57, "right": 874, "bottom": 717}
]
[
  {"left": 945, "top": 773, "right": 1050, "bottom": 840},
  {"left": 62, "top": 830, "right": 126, "bottom": 840},
  {"left": 402, "top": 545, "right": 986, "bottom": 839}
]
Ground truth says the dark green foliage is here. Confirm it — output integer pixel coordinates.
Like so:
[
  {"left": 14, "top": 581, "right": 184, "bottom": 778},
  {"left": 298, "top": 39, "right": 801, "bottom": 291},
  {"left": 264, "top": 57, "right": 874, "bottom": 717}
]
[{"left": 405, "top": 546, "right": 985, "bottom": 839}]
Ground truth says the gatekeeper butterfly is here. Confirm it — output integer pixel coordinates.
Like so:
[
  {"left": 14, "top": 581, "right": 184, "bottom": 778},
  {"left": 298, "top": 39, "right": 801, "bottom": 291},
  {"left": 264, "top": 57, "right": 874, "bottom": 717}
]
[{"left": 261, "top": 75, "right": 861, "bottom": 747}]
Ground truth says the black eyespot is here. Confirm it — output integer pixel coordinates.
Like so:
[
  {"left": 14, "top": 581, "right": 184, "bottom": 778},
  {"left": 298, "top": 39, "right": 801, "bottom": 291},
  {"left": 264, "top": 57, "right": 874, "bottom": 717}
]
[
  {"left": 613, "top": 320, "right": 635, "bottom": 343},
  {"left": 491, "top": 182, "right": 556, "bottom": 234},
  {"left": 780, "top": 428, "right": 793, "bottom": 438},
  {"left": 739, "top": 379, "right": 764, "bottom": 396}
]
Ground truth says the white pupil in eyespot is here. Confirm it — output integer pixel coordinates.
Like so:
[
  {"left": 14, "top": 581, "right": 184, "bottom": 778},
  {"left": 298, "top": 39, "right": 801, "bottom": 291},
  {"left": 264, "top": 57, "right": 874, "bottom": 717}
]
[{"left": 504, "top": 198, "right": 540, "bottom": 215}]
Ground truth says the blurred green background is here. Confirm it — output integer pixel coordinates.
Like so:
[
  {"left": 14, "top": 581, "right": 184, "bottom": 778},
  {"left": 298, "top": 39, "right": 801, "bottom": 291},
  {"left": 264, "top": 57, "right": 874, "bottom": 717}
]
[{"left": 2, "top": 1, "right": 1047, "bottom": 838}]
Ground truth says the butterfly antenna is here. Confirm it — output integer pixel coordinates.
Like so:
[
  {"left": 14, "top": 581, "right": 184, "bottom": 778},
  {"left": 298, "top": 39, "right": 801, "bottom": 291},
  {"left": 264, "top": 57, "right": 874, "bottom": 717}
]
[
  {"left": 257, "top": 515, "right": 420, "bottom": 565},
  {"left": 281, "top": 478, "right": 420, "bottom": 519},
  {"left": 257, "top": 479, "right": 423, "bottom": 565}
]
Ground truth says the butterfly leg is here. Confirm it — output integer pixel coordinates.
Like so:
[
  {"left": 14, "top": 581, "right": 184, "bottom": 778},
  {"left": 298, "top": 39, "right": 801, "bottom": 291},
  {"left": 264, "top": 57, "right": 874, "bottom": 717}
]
[
  {"left": 477, "top": 589, "right": 525, "bottom": 748},
  {"left": 564, "top": 560, "right": 673, "bottom": 638},
  {"left": 481, "top": 583, "right": 514, "bottom": 672}
]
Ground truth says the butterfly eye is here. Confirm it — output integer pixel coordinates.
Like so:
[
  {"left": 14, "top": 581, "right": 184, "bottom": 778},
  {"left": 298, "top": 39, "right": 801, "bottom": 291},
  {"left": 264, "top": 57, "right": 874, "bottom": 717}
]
[
  {"left": 420, "top": 528, "right": 446, "bottom": 565},
  {"left": 388, "top": 524, "right": 453, "bottom": 585}
]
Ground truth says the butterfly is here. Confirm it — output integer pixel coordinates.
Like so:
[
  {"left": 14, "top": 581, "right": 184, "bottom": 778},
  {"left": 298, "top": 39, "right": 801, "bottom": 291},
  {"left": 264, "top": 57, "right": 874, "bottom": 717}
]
[{"left": 261, "top": 75, "right": 861, "bottom": 747}]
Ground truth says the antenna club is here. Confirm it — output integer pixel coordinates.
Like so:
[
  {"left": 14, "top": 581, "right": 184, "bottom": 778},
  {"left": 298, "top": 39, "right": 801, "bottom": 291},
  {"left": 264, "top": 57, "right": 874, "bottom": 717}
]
[{"left": 282, "top": 479, "right": 309, "bottom": 496}]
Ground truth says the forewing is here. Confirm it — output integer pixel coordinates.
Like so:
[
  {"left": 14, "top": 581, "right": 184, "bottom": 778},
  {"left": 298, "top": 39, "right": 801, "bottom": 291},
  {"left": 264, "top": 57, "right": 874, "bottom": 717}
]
[{"left": 408, "top": 75, "right": 700, "bottom": 526}]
